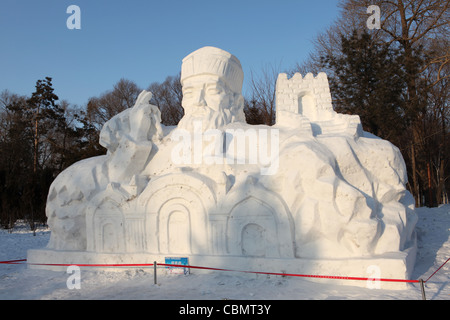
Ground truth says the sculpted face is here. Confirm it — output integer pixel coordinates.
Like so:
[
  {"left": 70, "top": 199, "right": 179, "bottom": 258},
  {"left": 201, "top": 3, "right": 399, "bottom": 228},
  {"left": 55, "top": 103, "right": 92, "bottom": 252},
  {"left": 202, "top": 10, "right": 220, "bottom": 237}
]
[
  {"left": 178, "top": 74, "right": 241, "bottom": 131},
  {"left": 177, "top": 47, "right": 245, "bottom": 131},
  {"left": 182, "top": 75, "right": 231, "bottom": 116}
]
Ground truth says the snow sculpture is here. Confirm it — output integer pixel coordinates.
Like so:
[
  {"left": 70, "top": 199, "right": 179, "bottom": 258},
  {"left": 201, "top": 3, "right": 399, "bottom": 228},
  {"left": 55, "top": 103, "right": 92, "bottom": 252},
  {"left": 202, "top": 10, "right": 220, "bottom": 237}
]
[{"left": 28, "top": 46, "right": 417, "bottom": 289}]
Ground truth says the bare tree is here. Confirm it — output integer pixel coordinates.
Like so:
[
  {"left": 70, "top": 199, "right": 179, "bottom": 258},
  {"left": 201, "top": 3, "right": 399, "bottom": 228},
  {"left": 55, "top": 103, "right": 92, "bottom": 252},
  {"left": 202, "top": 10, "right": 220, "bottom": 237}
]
[
  {"left": 247, "top": 63, "right": 282, "bottom": 126},
  {"left": 148, "top": 74, "right": 184, "bottom": 126},
  {"left": 86, "top": 78, "right": 141, "bottom": 130}
]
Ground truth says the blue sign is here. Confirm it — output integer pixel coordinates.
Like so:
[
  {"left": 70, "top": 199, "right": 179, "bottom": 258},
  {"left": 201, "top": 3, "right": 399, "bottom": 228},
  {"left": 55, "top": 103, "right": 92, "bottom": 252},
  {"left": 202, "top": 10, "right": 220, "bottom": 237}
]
[{"left": 165, "top": 257, "right": 189, "bottom": 275}]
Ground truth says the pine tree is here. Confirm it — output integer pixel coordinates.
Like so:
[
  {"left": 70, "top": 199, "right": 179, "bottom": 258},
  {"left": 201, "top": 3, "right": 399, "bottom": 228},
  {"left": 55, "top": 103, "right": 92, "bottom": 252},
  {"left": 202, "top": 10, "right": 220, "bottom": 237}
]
[
  {"left": 26, "top": 77, "right": 60, "bottom": 174},
  {"left": 321, "top": 30, "right": 406, "bottom": 143},
  {"left": 25, "top": 77, "right": 61, "bottom": 229}
]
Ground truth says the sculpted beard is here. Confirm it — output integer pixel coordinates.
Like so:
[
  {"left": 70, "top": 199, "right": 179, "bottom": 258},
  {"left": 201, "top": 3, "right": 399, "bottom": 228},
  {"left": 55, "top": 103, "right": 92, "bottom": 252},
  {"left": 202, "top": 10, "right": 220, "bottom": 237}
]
[{"left": 178, "top": 104, "right": 236, "bottom": 132}]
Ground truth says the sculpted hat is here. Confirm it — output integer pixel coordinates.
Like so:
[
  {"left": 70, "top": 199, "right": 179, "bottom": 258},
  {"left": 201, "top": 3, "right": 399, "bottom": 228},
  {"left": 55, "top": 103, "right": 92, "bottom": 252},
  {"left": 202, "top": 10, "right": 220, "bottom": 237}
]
[{"left": 181, "top": 46, "right": 244, "bottom": 94}]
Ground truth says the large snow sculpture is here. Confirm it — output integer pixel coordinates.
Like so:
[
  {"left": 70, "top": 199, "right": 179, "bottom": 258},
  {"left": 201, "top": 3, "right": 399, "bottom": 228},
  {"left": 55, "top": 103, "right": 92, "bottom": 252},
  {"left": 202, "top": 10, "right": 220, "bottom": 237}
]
[{"left": 28, "top": 47, "right": 417, "bottom": 288}]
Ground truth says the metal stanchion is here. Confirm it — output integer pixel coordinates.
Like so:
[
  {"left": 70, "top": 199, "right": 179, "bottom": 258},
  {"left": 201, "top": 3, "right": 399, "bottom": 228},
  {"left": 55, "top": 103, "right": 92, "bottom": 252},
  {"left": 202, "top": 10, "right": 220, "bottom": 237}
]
[
  {"left": 419, "top": 279, "right": 426, "bottom": 300},
  {"left": 154, "top": 261, "right": 157, "bottom": 285}
]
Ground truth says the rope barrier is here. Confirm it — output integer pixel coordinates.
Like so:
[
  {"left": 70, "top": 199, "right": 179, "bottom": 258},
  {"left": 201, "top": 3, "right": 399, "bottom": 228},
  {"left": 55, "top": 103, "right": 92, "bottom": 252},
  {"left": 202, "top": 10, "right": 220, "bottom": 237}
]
[
  {"left": 158, "top": 263, "right": 420, "bottom": 283},
  {"left": 0, "top": 259, "right": 27, "bottom": 264},
  {"left": 424, "top": 257, "right": 449, "bottom": 283},
  {"left": 1, "top": 257, "right": 448, "bottom": 285}
]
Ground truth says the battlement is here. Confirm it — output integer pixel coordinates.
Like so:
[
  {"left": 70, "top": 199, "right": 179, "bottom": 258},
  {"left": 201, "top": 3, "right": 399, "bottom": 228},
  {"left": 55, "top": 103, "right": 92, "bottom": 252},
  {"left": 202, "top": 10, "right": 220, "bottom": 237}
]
[
  {"left": 276, "top": 72, "right": 334, "bottom": 121},
  {"left": 275, "top": 72, "right": 362, "bottom": 137}
]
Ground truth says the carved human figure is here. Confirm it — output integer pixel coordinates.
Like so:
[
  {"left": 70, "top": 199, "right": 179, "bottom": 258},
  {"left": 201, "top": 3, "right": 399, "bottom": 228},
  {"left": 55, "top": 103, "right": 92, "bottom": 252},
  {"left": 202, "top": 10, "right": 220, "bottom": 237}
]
[{"left": 177, "top": 46, "right": 246, "bottom": 132}]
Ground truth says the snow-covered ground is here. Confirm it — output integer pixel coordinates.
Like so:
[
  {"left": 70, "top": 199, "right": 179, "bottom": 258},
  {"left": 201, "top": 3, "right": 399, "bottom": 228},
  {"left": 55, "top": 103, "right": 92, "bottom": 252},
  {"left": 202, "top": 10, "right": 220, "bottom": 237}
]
[{"left": 0, "top": 205, "right": 448, "bottom": 300}]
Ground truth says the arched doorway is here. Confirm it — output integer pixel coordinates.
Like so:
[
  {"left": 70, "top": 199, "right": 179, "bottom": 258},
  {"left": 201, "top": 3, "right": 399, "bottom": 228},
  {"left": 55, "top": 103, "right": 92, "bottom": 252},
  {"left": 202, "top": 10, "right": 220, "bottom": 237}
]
[
  {"left": 167, "top": 209, "right": 191, "bottom": 254},
  {"left": 298, "top": 92, "right": 316, "bottom": 121},
  {"left": 241, "top": 223, "right": 266, "bottom": 257},
  {"left": 227, "top": 196, "right": 281, "bottom": 258}
]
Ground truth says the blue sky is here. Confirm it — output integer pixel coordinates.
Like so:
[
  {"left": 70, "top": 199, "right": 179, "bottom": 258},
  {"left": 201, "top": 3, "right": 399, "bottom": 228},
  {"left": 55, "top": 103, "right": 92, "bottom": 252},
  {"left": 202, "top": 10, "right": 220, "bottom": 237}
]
[{"left": 0, "top": 0, "right": 341, "bottom": 106}]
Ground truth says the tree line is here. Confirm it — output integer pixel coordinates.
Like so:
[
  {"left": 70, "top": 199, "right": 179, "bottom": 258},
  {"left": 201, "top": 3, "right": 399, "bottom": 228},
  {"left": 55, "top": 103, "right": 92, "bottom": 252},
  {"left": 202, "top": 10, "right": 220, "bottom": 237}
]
[
  {"left": 0, "top": 0, "right": 448, "bottom": 230},
  {"left": 246, "top": 0, "right": 449, "bottom": 208},
  {"left": 0, "top": 78, "right": 102, "bottom": 230},
  {"left": 304, "top": 0, "right": 449, "bottom": 208}
]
